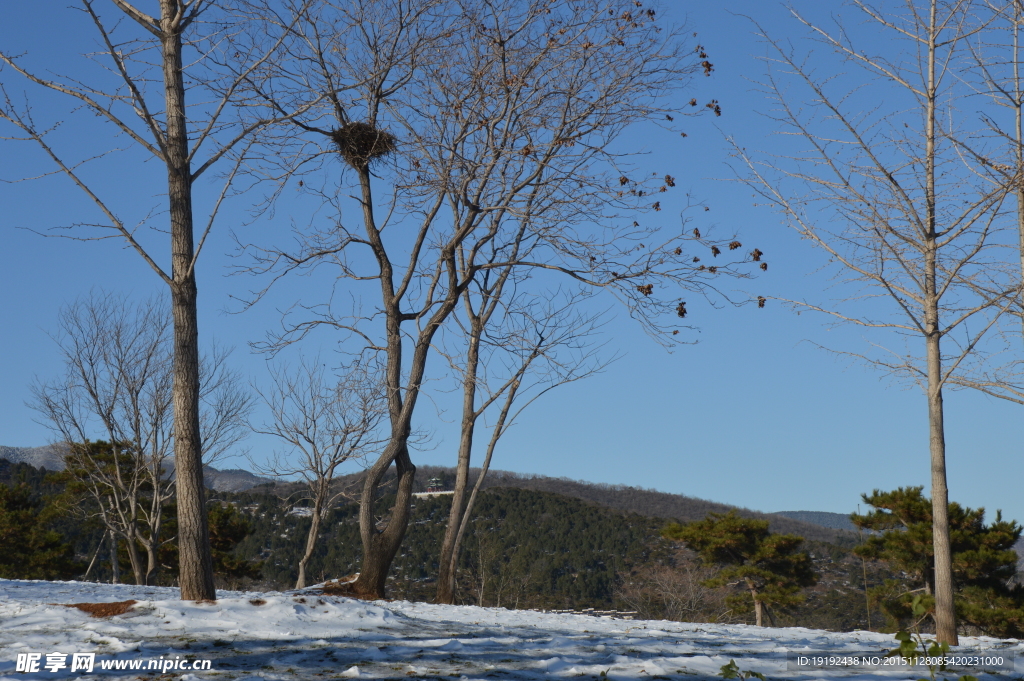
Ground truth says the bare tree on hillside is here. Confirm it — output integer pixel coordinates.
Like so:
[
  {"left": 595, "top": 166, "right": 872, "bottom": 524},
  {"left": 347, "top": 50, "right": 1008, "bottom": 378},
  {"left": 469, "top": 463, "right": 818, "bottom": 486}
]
[
  {"left": 32, "top": 292, "right": 252, "bottom": 585},
  {"left": 0, "top": 0, "right": 313, "bottom": 599},
  {"left": 252, "top": 358, "right": 387, "bottom": 589},
  {"left": 734, "top": 0, "right": 1020, "bottom": 643},
  {"left": 236, "top": 0, "right": 762, "bottom": 598}
]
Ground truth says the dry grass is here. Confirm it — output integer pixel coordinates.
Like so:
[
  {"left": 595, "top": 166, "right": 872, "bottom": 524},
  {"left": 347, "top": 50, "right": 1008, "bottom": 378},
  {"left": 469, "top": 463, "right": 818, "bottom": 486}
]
[{"left": 60, "top": 600, "right": 137, "bottom": 618}]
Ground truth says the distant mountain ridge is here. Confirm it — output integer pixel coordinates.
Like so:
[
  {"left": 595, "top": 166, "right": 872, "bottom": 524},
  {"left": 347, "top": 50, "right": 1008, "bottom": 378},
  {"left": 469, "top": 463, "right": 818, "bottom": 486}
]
[
  {"left": 458, "top": 468, "right": 862, "bottom": 545},
  {"left": 0, "top": 445, "right": 274, "bottom": 492},
  {"left": 4, "top": 449, "right": 1017, "bottom": 561},
  {"left": 0, "top": 444, "right": 66, "bottom": 471},
  {"left": 772, "top": 510, "right": 860, "bottom": 532}
]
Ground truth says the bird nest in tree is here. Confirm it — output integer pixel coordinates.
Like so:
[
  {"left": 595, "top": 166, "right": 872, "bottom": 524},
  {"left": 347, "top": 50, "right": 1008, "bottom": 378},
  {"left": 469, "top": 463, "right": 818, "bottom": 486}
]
[{"left": 329, "top": 122, "right": 397, "bottom": 169}]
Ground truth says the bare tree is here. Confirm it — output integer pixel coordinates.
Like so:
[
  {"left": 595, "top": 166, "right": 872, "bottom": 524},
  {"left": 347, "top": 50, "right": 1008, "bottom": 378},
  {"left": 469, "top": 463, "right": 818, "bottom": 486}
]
[
  {"left": 616, "top": 561, "right": 733, "bottom": 623},
  {"left": 434, "top": 281, "right": 608, "bottom": 604},
  {"left": 945, "top": 0, "right": 1024, "bottom": 400},
  {"left": 0, "top": 0, "right": 313, "bottom": 600},
  {"left": 733, "top": 0, "right": 1020, "bottom": 643},
  {"left": 967, "top": 2, "right": 1024, "bottom": 338},
  {"left": 32, "top": 291, "right": 252, "bottom": 585},
  {"left": 236, "top": 0, "right": 761, "bottom": 598},
  {"left": 252, "top": 358, "right": 387, "bottom": 589}
]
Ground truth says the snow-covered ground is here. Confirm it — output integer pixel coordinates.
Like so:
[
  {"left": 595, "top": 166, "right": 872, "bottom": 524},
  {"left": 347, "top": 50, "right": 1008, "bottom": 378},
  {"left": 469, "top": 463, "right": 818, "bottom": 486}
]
[{"left": 1, "top": 579, "right": 1020, "bottom": 680}]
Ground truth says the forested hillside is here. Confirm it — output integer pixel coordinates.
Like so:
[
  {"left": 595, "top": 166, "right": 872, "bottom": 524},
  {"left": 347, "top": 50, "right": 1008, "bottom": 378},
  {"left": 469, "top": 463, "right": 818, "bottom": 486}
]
[
  {"left": 289, "top": 466, "right": 861, "bottom": 546},
  {"left": 221, "top": 477, "right": 896, "bottom": 631},
  {"left": 0, "top": 458, "right": 916, "bottom": 631}
]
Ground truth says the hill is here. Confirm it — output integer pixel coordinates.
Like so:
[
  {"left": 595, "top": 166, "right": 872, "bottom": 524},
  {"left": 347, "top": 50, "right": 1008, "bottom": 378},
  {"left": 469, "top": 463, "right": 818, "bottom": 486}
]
[
  {"left": 0, "top": 445, "right": 274, "bottom": 492},
  {"left": 0, "top": 447, "right": 875, "bottom": 545},
  {"left": 772, "top": 510, "right": 860, "bottom": 532},
  {"left": 0, "top": 444, "right": 66, "bottom": 471},
  {"left": 401, "top": 466, "right": 862, "bottom": 546},
  {"left": 0, "top": 458, "right": 913, "bottom": 631}
]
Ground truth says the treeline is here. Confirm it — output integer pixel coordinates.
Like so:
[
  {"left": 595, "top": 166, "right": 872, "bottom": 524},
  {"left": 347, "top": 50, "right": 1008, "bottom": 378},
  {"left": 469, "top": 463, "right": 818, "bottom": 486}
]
[
  {"left": 0, "top": 457, "right": 901, "bottom": 632},
  {"left": 8, "top": 457, "right": 1022, "bottom": 637},
  {"left": 230, "top": 485, "right": 668, "bottom": 610},
  {"left": 318, "top": 465, "right": 861, "bottom": 546},
  {"left": 0, "top": 460, "right": 259, "bottom": 587}
]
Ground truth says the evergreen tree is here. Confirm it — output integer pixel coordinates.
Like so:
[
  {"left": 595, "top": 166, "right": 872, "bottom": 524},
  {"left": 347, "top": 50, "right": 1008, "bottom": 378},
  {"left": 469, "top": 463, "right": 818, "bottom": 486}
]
[
  {"left": 662, "top": 512, "right": 817, "bottom": 626},
  {"left": 156, "top": 502, "right": 263, "bottom": 588},
  {"left": 209, "top": 503, "right": 263, "bottom": 585},
  {"left": 852, "top": 487, "right": 1024, "bottom": 637},
  {"left": 0, "top": 482, "right": 80, "bottom": 580}
]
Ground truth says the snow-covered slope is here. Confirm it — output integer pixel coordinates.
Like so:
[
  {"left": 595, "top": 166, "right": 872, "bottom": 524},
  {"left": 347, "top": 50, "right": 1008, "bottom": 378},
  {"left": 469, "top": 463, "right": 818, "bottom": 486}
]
[{"left": 0, "top": 579, "right": 1019, "bottom": 680}]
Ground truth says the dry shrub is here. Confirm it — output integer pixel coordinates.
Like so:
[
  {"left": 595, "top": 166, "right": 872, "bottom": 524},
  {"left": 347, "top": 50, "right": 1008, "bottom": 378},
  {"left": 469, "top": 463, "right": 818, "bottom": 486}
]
[
  {"left": 61, "top": 600, "right": 137, "bottom": 618},
  {"left": 329, "top": 122, "right": 397, "bottom": 169},
  {"left": 616, "top": 562, "right": 736, "bottom": 623}
]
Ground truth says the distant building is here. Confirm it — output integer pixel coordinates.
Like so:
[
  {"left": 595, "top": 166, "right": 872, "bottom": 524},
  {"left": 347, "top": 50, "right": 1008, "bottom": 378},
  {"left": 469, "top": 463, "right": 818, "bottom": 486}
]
[{"left": 413, "top": 477, "right": 453, "bottom": 498}]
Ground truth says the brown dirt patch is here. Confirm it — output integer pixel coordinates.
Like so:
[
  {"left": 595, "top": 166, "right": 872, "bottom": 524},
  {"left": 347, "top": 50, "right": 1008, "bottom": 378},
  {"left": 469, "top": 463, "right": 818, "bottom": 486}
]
[
  {"left": 320, "top": 581, "right": 356, "bottom": 596},
  {"left": 321, "top": 576, "right": 379, "bottom": 599},
  {"left": 61, "top": 600, "right": 137, "bottom": 617},
  {"left": 249, "top": 598, "right": 267, "bottom": 606}
]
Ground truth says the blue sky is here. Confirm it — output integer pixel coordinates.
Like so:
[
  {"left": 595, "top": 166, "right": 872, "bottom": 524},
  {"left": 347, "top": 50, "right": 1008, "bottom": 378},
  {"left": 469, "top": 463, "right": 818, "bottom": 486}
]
[{"left": 2, "top": 0, "right": 1021, "bottom": 524}]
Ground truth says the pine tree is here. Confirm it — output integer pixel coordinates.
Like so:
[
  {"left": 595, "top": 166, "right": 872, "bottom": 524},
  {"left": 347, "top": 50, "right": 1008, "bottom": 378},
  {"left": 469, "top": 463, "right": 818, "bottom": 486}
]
[
  {"left": 662, "top": 512, "right": 817, "bottom": 626},
  {"left": 852, "top": 487, "right": 1024, "bottom": 636},
  {"left": 208, "top": 503, "right": 264, "bottom": 585},
  {"left": 0, "top": 483, "right": 80, "bottom": 580}
]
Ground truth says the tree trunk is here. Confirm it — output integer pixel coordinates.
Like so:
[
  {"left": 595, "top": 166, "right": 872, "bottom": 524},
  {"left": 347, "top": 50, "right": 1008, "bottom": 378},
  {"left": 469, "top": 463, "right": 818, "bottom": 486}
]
[
  {"left": 161, "top": 1, "right": 215, "bottom": 601},
  {"left": 747, "top": 580, "right": 762, "bottom": 627},
  {"left": 926, "top": 330, "right": 957, "bottom": 644},
  {"left": 145, "top": 544, "right": 158, "bottom": 587},
  {"left": 442, "top": 376, "right": 520, "bottom": 606},
  {"left": 295, "top": 498, "right": 323, "bottom": 590},
  {"left": 347, "top": 160, "right": 446, "bottom": 599},
  {"left": 435, "top": 326, "right": 482, "bottom": 604},
  {"left": 143, "top": 499, "right": 163, "bottom": 586},
  {"left": 125, "top": 527, "right": 144, "bottom": 585},
  {"left": 923, "top": 0, "right": 957, "bottom": 645},
  {"left": 350, "top": 443, "right": 416, "bottom": 598},
  {"left": 110, "top": 531, "right": 120, "bottom": 584}
]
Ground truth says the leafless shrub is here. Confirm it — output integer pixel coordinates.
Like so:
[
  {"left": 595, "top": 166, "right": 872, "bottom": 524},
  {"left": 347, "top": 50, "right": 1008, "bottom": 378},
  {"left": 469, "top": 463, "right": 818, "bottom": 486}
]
[{"left": 616, "top": 560, "right": 736, "bottom": 624}]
